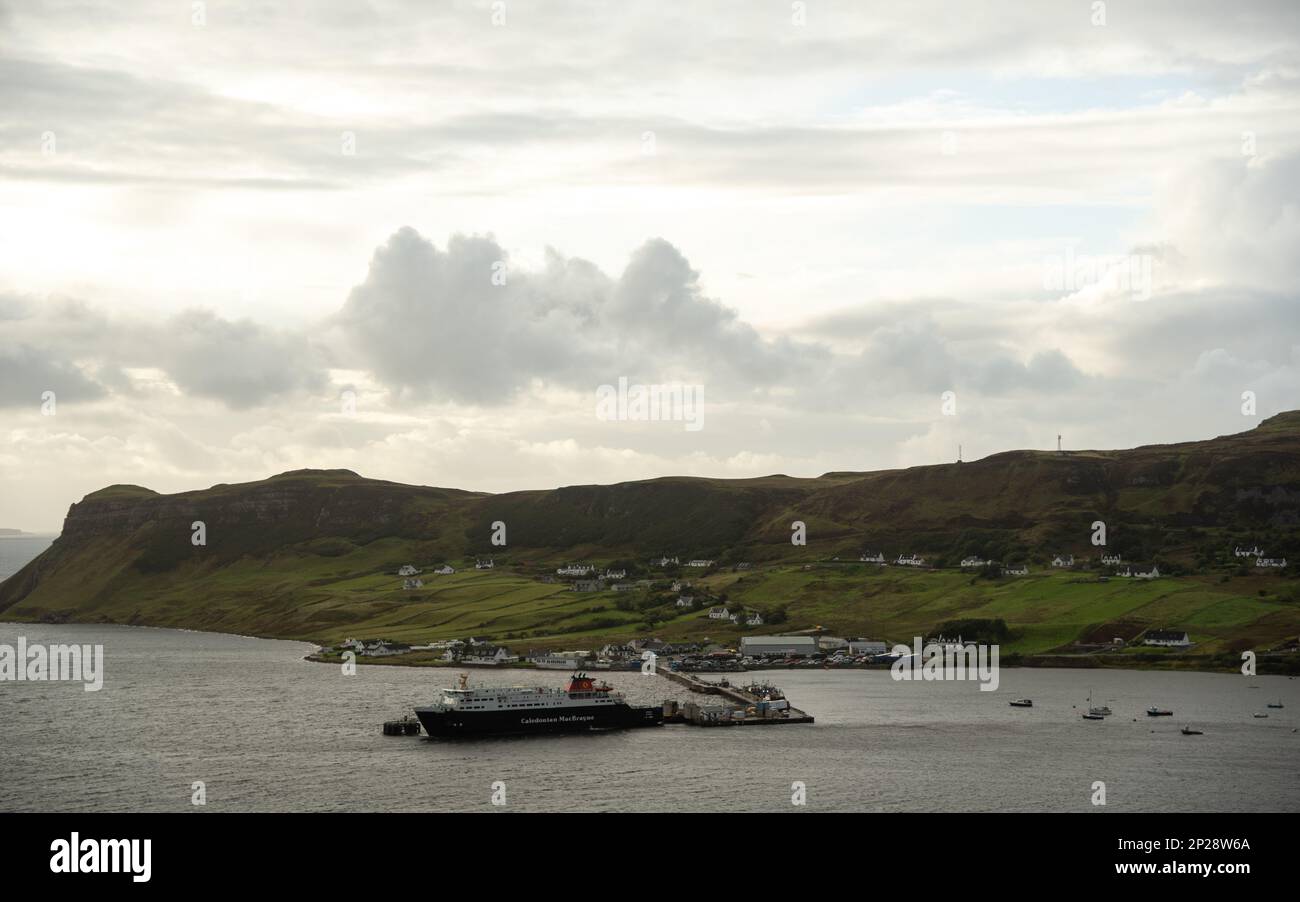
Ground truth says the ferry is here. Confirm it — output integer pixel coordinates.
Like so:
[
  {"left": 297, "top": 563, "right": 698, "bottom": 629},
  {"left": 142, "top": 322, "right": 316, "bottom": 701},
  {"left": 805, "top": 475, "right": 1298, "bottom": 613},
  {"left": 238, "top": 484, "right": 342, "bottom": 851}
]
[{"left": 414, "top": 673, "right": 663, "bottom": 737}]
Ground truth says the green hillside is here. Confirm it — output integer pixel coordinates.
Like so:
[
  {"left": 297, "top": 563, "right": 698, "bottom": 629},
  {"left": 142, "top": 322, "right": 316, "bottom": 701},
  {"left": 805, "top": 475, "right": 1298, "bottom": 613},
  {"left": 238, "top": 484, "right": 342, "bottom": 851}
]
[{"left": 2, "top": 414, "right": 1298, "bottom": 663}]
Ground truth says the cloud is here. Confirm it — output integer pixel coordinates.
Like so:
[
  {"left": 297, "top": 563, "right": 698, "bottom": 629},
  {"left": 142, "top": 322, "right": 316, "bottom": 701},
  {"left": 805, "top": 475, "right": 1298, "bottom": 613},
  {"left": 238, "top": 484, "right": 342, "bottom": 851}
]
[
  {"left": 334, "top": 227, "right": 815, "bottom": 404},
  {"left": 0, "top": 344, "right": 106, "bottom": 408},
  {"left": 157, "top": 310, "right": 330, "bottom": 409}
]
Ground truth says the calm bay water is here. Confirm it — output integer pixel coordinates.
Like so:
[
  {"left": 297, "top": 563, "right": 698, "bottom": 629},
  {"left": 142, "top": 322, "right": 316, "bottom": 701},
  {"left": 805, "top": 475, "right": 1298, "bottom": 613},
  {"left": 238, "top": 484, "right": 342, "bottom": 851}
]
[
  {"left": 1, "top": 622, "right": 1297, "bottom": 812},
  {"left": 0, "top": 536, "right": 54, "bottom": 582}
]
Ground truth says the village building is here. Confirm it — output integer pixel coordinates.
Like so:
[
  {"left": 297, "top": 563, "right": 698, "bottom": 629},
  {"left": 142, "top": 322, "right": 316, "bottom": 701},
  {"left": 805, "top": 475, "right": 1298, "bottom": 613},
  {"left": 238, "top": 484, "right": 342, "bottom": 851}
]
[
  {"left": 1257, "top": 557, "right": 1288, "bottom": 568},
  {"left": 746, "top": 612, "right": 764, "bottom": 626},
  {"left": 686, "top": 559, "right": 715, "bottom": 568},
  {"left": 960, "top": 557, "right": 986, "bottom": 569},
  {"left": 1100, "top": 554, "right": 1123, "bottom": 566},
  {"left": 847, "top": 638, "right": 888, "bottom": 656},
  {"left": 397, "top": 564, "right": 420, "bottom": 576},
  {"left": 860, "top": 552, "right": 885, "bottom": 564},
  {"left": 896, "top": 554, "right": 925, "bottom": 567},
  {"left": 571, "top": 579, "right": 606, "bottom": 592},
  {"left": 1051, "top": 555, "right": 1075, "bottom": 568},
  {"left": 1143, "top": 629, "right": 1191, "bottom": 648},
  {"left": 1234, "top": 546, "right": 1263, "bottom": 558},
  {"left": 433, "top": 565, "right": 455, "bottom": 575},
  {"left": 707, "top": 606, "right": 731, "bottom": 620},
  {"left": 402, "top": 577, "right": 424, "bottom": 590},
  {"left": 475, "top": 558, "right": 494, "bottom": 570},
  {"left": 461, "top": 646, "right": 519, "bottom": 666},
  {"left": 675, "top": 595, "right": 695, "bottom": 608},
  {"left": 1134, "top": 565, "right": 1160, "bottom": 580},
  {"left": 739, "top": 636, "right": 819, "bottom": 657},
  {"left": 609, "top": 582, "right": 637, "bottom": 592},
  {"left": 1004, "top": 564, "right": 1029, "bottom": 576},
  {"left": 602, "top": 569, "right": 627, "bottom": 580}
]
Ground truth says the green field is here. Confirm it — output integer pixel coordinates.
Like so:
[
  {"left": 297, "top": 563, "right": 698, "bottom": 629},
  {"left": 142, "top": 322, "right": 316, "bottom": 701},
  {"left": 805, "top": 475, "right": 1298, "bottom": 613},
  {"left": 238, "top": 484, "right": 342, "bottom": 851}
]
[{"left": 9, "top": 539, "right": 1296, "bottom": 660}]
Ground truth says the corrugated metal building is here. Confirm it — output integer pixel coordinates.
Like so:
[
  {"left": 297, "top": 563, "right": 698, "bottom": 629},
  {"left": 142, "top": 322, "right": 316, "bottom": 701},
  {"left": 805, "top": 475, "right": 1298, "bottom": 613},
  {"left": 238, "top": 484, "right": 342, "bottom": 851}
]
[{"left": 739, "top": 636, "right": 819, "bottom": 657}]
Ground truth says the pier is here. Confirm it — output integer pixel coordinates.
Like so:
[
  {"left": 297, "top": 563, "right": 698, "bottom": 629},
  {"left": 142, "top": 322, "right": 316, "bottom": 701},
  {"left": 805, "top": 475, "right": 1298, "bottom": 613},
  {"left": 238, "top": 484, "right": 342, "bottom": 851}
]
[{"left": 658, "top": 668, "right": 815, "bottom": 726}]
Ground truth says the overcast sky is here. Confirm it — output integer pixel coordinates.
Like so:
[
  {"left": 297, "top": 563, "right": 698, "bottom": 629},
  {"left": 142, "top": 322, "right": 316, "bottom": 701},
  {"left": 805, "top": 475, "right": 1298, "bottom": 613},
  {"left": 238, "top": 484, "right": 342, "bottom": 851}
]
[{"left": 2, "top": 0, "right": 1299, "bottom": 531}]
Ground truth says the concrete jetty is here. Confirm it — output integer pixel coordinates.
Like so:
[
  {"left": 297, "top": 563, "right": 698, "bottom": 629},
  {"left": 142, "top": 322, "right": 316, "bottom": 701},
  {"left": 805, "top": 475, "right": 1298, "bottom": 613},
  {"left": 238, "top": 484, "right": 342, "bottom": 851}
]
[{"left": 658, "top": 668, "right": 814, "bottom": 726}]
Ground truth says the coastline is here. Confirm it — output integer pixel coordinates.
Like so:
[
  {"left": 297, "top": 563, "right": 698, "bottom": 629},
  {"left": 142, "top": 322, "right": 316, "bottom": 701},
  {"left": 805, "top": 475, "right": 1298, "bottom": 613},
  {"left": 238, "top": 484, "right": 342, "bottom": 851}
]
[{"left": 3, "top": 617, "right": 1294, "bottom": 675}]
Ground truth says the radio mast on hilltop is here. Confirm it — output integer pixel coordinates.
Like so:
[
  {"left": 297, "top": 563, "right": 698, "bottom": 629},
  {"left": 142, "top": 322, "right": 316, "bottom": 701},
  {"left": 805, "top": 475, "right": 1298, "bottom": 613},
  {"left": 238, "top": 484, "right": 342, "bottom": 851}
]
[{"left": 1057, "top": 434, "right": 1062, "bottom": 454}]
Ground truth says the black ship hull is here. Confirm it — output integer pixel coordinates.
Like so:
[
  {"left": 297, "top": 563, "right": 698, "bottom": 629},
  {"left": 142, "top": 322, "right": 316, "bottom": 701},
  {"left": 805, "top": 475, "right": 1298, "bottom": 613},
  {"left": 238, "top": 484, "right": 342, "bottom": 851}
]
[{"left": 415, "top": 702, "right": 663, "bottom": 737}]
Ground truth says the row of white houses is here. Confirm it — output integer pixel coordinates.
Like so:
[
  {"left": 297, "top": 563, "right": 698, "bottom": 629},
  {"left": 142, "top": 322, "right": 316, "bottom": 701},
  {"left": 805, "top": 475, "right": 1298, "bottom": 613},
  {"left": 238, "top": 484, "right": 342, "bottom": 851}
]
[{"left": 707, "top": 606, "right": 764, "bottom": 626}]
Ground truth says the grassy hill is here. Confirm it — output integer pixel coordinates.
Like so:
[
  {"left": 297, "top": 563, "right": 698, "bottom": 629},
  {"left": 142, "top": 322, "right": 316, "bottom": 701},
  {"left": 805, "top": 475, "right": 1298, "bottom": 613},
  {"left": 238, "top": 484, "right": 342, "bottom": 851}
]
[{"left": 2, "top": 415, "right": 1298, "bottom": 662}]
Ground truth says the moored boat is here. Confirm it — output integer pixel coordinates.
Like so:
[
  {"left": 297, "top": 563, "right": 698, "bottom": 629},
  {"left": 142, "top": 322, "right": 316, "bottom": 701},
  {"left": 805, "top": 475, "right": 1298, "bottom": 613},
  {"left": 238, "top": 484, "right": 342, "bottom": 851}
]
[
  {"left": 1181, "top": 726, "right": 1203, "bottom": 735},
  {"left": 1009, "top": 698, "right": 1033, "bottom": 707},
  {"left": 1146, "top": 706, "right": 1174, "bottom": 717}
]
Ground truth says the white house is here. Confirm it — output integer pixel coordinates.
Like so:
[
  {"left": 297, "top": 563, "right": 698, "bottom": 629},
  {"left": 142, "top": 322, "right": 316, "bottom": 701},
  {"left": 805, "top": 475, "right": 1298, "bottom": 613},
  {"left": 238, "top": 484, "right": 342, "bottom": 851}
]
[
  {"left": 1134, "top": 565, "right": 1160, "bottom": 580},
  {"left": 1143, "top": 629, "right": 1190, "bottom": 648},
  {"left": 652, "top": 556, "right": 679, "bottom": 567},
  {"left": 462, "top": 646, "right": 519, "bottom": 665},
  {"left": 1114, "top": 566, "right": 1132, "bottom": 577},
  {"left": 1004, "top": 564, "right": 1029, "bottom": 576},
  {"left": 896, "top": 554, "right": 925, "bottom": 567},
  {"left": 1257, "top": 557, "right": 1288, "bottom": 568},
  {"left": 433, "top": 565, "right": 455, "bottom": 575},
  {"left": 556, "top": 564, "right": 592, "bottom": 576},
  {"left": 402, "top": 577, "right": 424, "bottom": 590},
  {"left": 1234, "top": 545, "right": 1263, "bottom": 558},
  {"left": 746, "top": 612, "right": 764, "bottom": 626},
  {"left": 397, "top": 564, "right": 420, "bottom": 576},
  {"left": 1051, "top": 555, "right": 1075, "bottom": 568},
  {"left": 475, "top": 558, "right": 494, "bottom": 570},
  {"left": 676, "top": 596, "right": 695, "bottom": 608},
  {"left": 602, "top": 569, "right": 627, "bottom": 580},
  {"left": 860, "top": 552, "right": 885, "bottom": 564},
  {"left": 1100, "top": 554, "right": 1123, "bottom": 566},
  {"left": 686, "top": 559, "right": 715, "bottom": 568},
  {"left": 707, "top": 606, "right": 731, "bottom": 620},
  {"left": 670, "top": 580, "right": 691, "bottom": 592},
  {"left": 960, "top": 557, "right": 986, "bottom": 569}
]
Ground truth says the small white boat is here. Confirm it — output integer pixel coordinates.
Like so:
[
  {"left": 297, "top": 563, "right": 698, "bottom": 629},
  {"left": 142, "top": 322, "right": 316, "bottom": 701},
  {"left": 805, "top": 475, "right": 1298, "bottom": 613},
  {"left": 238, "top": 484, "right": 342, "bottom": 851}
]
[{"left": 1253, "top": 712, "right": 1269, "bottom": 718}]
